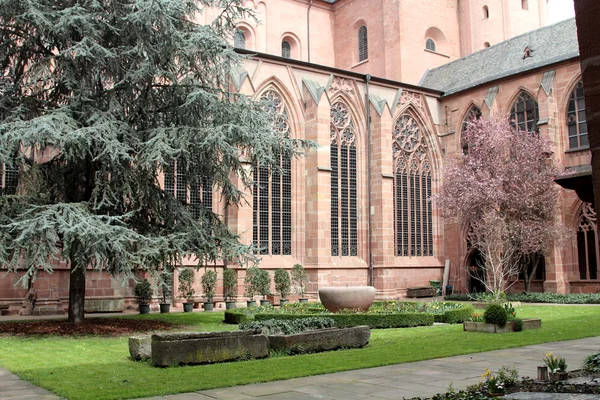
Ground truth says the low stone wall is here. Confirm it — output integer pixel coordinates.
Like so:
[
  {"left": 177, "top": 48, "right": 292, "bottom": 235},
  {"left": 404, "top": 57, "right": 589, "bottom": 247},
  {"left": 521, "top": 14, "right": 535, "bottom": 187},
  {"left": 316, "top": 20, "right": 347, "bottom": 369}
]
[
  {"left": 268, "top": 326, "right": 370, "bottom": 354},
  {"left": 151, "top": 330, "right": 269, "bottom": 367},
  {"left": 406, "top": 286, "right": 436, "bottom": 298}
]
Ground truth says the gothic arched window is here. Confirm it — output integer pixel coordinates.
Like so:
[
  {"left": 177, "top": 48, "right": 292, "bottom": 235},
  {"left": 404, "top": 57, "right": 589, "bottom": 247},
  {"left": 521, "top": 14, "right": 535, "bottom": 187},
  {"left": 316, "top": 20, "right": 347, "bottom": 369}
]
[
  {"left": 358, "top": 26, "right": 368, "bottom": 62},
  {"left": 393, "top": 114, "right": 433, "bottom": 257},
  {"left": 461, "top": 105, "right": 482, "bottom": 154},
  {"left": 164, "top": 160, "right": 212, "bottom": 219},
  {"left": 577, "top": 203, "right": 599, "bottom": 280},
  {"left": 234, "top": 29, "right": 246, "bottom": 49},
  {"left": 425, "top": 39, "right": 436, "bottom": 52},
  {"left": 253, "top": 90, "right": 292, "bottom": 255},
  {"left": 0, "top": 161, "right": 18, "bottom": 195},
  {"left": 510, "top": 92, "right": 539, "bottom": 132},
  {"left": 567, "top": 81, "right": 588, "bottom": 149},
  {"left": 281, "top": 41, "right": 291, "bottom": 58},
  {"left": 330, "top": 101, "right": 358, "bottom": 256}
]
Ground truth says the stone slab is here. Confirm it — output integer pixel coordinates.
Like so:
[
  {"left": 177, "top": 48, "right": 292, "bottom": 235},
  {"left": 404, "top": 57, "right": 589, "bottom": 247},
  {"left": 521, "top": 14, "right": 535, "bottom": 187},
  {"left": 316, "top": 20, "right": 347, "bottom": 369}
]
[
  {"left": 406, "top": 286, "right": 436, "bottom": 298},
  {"left": 84, "top": 299, "right": 124, "bottom": 313}
]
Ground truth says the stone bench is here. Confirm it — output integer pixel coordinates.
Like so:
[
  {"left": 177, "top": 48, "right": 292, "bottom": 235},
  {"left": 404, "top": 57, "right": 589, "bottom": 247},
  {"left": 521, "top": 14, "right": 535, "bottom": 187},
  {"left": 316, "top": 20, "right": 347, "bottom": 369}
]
[
  {"left": 268, "top": 326, "right": 370, "bottom": 355},
  {"left": 406, "top": 286, "right": 436, "bottom": 298},
  {"left": 150, "top": 330, "right": 269, "bottom": 367}
]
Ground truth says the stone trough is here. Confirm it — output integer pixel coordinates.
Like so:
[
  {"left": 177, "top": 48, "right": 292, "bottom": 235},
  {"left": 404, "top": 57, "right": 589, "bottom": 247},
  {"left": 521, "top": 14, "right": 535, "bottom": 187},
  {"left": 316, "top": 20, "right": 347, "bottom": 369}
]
[
  {"left": 463, "top": 318, "right": 542, "bottom": 333},
  {"left": 268, "top": 326, "right": 370, "bottom": 354},
  {"left": 130, "top": 326, "right": 371, "bottom": 366}
]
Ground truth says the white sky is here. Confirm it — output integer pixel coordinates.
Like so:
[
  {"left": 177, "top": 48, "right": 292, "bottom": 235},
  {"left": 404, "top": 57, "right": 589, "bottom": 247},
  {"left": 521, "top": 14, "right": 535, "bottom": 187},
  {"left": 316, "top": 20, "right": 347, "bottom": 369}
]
[{"left": 548, "top": 0, "right": 575, "bottom": 23}]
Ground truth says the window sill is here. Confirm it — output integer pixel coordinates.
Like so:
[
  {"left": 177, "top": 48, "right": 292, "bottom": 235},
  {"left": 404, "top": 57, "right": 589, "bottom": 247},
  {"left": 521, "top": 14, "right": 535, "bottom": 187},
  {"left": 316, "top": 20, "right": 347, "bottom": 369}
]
[
  {"left": 565, "top": 145, "right": 590, "bottom": 153},
  {"left": 352, "top": 59, "right": 369, "bottom": 68},
  {"left": 424, "top": 49, "right": 450, "bottom": 58}
]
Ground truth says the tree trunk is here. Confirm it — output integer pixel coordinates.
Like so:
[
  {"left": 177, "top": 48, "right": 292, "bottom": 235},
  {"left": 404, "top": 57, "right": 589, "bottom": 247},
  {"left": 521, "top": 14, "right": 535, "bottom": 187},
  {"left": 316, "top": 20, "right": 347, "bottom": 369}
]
[
  {"left": 68, "top": 257, "right": 86, "bottom": 324},
  {"left": 524, "top": 254, "right": 540, "bottom": 293}
]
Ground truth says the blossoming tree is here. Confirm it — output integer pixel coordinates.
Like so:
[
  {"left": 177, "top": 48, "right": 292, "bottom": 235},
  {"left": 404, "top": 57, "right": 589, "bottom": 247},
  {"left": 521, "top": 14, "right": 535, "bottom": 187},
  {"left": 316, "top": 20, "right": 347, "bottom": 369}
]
[{"left": 436, "top": 116, "right": 569, "bottom": 295}]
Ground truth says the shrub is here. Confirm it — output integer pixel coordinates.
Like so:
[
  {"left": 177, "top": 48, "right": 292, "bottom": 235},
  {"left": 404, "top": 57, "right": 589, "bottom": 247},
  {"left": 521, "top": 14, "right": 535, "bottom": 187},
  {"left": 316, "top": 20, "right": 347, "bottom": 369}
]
[
  {"left": 244, "top": 267, "right": 259, "bottom": 300},
  {"left": 444, "top": 293, "right": 483, "bottom": 302},
  {"left": 483, "top": 304, "right": 507, "bottom": 325},
  {"left": 177, "top": 268, "right": 195, "bottom": 301},
  {"left": 134, "top": 279, "right": 153, "bottom": 305},
  {"left": 441, "top": 304, "right": 475, "bottom": 324},
  {"left": 201, "top": 270, "right": 218, "bottom": 302},
  {"left": 222, "top": 269, "right": 237, "bottom": 301},
  {"left": 291, "top": 264, "right": 308, "bottom": 297},
  {"left": 506, "top": 292, "right": 600, "bottom": 304},
  {"left": 158, "top": 271, "right": 172, "bottom": 304},
  {"left": 274, "top": 268, "right": 291, "bottom": 299},
  {"left": 584, "top": 352, "right": 600, "bottom": 373},
  {"left": 255, "top": 269, "right": 271, "bottom": 299},
  {"left": 239, "top": 317, "right": 335, "bottom": 335},
  {"left": 253, "top": 312, "right": 433, "bottom": 329}
]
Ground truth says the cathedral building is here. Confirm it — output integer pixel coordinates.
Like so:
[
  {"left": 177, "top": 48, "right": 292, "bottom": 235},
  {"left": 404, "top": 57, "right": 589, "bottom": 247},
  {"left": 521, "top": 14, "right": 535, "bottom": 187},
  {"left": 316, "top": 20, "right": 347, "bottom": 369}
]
[{"left": 1, "top": 0, "right": 594, "bottom": 314}]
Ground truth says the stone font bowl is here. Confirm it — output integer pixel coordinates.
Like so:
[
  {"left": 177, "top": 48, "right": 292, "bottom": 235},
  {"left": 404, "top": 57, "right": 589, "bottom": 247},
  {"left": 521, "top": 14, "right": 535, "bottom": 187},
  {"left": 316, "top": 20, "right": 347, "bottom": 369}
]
[{"left": 319, "top": 286, "right": 376, "bottom": 313}]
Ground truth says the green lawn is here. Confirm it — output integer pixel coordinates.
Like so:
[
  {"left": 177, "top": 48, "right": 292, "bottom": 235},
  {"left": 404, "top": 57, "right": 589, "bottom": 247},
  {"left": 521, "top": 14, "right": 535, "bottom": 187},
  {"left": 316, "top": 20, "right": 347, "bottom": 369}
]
[{"left": 1, "top": 306, "right": 599, "bottom": 400}]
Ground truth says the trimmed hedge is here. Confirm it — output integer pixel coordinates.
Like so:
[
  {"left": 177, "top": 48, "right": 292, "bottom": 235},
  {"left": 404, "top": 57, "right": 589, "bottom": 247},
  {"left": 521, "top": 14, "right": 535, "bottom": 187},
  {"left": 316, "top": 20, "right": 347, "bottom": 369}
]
[
  {"left": 253, "top": 312, "right": 434, "bottom": 329},
  {"left": 224, "top": 309, "right": 254, "bottom": 324},
  {"left": 445, "top": 292, "right": 600, "bottom": 304},
  {"left": 439, "top": 304, "right": 474, "bottom": 324}
]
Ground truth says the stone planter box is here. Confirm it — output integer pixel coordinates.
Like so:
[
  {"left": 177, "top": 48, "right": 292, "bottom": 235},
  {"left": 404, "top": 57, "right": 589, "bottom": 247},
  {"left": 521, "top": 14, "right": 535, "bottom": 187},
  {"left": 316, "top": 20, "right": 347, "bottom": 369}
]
[
  {"left": 151, "top": 330, "right": 269, "bottom": 366},
  {"left": 268, "top": 326, "right": 370, "bottom": 355},
  {"left": 463, "top": 318, "right": 541, "bottom": 333},
  {"left": 406, "top": 286, "right": 436, "bottom": 298}
]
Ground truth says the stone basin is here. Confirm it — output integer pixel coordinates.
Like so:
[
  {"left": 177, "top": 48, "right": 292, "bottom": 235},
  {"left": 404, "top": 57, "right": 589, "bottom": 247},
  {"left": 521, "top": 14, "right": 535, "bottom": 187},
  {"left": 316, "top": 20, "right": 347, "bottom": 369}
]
[{"left": 319, "top": 286, "right": 376, "bottom": 313}]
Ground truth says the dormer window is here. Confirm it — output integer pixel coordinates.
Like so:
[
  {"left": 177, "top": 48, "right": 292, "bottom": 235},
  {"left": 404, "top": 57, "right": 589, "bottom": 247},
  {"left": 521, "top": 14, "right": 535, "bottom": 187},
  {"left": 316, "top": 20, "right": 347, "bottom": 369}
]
[
  {"left": 425, "top": 38, "right": 436, "bottom": 52},
  {"left": 523, "top": 46, "right": 533, "bottom": 59}
]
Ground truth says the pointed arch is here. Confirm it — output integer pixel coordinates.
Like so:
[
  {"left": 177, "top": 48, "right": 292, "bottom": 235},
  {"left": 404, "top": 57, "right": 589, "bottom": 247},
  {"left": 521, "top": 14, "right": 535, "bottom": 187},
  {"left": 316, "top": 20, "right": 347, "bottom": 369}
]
[
  {"left": 565, "top": 79, "right": 587, "bottom": 149},
  {"left": 460, "top": 103, "right": 483, "bottom": 153},
  {"left": 392, "top": 109, "right": 434, "bottom": 257},
  {"left": 328, "top": 90, "right": 366, "bottom": 146},
  {"left": 252, "top": 87, "right": 293, "bottom": 256},
  {"left": 254, "top": 76, "right": 302, "bottom": 138},
  {"left": 576, "top": 202, "right": 599, "bottom": 280},
  {"left": 330, "top": 98, "right": 359, "bottom": 257},
  {"left": 508, "top": 89, "right": 539, "bottom": 132}
]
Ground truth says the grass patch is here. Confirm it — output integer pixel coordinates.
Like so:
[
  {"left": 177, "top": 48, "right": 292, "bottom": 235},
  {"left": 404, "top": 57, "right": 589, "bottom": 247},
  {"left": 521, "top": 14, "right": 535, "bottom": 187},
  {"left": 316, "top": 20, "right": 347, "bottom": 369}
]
[{"left": 0, "top": 306, "right": 599, "bottom": 400}]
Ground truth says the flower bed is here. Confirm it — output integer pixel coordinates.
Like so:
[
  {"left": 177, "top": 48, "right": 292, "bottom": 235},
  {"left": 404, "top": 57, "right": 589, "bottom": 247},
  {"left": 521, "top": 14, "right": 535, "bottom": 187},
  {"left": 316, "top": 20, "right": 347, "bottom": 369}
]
[{"left": 223, "top": 301, "right": 474, "bottom": 328}]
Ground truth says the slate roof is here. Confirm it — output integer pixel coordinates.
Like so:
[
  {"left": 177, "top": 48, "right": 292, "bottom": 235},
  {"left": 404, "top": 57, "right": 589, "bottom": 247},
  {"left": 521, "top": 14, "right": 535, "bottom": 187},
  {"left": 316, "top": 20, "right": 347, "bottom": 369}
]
[{"left": 419, "top": 18, "right": 579, "bottom": 96}]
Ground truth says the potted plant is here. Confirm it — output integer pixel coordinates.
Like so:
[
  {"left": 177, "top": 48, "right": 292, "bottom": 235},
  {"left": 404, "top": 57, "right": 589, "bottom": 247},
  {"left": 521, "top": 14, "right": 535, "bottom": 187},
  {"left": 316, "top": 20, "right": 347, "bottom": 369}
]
[
  {"left": 134, "top": 279, "right": 153, "bottom": 314},
  {"left": 223, "top": 268, "right": 237, "bottom": 310},
  {"left": 158, "top": 271, "right": 172, "bottom": 313},
  {"left": 201, "top": 269, "right": 218, "bottom": 311},
  {"left": 544, "top": 352, "right": 568, "bottom": 382},
  {"left": 291, "top": 264, "right": 308, "bottom": 302},
  {"left": 274, "top": 268, "right": 291, "bottom": 306},
  {"left": 255, "top": 268, "right": 271, "bottom": 306},
  {"left": 244, "top": 267, "right": 259, "bottom": 307},
  {"left": 178, "top": 268, "right": 195, "bottom": 312}
]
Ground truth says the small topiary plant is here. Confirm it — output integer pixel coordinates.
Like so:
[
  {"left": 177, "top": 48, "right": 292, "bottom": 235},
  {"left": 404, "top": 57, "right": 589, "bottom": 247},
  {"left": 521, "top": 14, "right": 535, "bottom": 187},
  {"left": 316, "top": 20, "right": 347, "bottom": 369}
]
[
  {"left": 274, "top": 268, "right": 291, "bottom": 300},
  {"left": 177, "top": 268, "right": 195, "bottom": 301},
  {"left": 291, "top": 264, "right": 308, "bottom": 298},
  {"left": 134, "top": 279, "right": 153, "bottom": 305},
  {"left": 201, "top": 270, "right": 218, "bottom": 303},
  {"left": 484, "top": 303, "right": 508, "bottom": 325},
  {"left": 223, "top": 269, "right": 237, "bottom": 301}
]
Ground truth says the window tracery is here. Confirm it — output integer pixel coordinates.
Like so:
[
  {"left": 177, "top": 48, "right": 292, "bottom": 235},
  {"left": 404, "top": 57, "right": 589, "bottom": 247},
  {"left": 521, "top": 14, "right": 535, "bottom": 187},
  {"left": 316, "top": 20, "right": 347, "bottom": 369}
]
[
  {"left": 578, "top": 203, "right": 599, "bottom": 280},
  {"left": 393, "top": 114, "right": 433, "bottom": 257},
  {"left": 330, "top": 101, "right": 358, "bottom": 257}
]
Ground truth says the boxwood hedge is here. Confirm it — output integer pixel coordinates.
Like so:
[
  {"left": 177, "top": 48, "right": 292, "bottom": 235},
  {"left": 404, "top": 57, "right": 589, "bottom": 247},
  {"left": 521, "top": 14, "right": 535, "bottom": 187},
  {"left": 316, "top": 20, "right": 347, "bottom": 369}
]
[
  {"left": 253, "top": 312, "right": 434, "bottom": 328},
  {"left": 437, "top": 304, "right": 474, "bottom": 324}
]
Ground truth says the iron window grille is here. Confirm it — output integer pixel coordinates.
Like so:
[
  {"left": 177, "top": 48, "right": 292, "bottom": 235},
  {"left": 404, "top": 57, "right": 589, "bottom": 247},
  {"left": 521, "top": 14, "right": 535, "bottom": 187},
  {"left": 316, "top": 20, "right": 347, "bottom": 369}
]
[
  {"left": 425, "top": 39, "right": 436, "bottom": 52},
  {"left": 163, "top": 159, "right": 212, "bottom": 218},
  {"left": 0, "top": 162, "right": 18, "bottom": 195}
]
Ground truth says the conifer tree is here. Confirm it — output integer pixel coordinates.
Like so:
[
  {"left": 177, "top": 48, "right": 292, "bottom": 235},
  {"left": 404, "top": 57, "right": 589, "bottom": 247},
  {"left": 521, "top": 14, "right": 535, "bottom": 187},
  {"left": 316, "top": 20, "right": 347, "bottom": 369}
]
[{"left": 0, "top": 0, "right": 310, "bottom": 323}]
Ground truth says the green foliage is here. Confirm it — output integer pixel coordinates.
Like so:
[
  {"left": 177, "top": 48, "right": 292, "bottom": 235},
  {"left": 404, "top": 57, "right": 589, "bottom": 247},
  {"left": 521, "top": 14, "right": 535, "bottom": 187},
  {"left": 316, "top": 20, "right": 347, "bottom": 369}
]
[
  {"left": 254, "top": 312, "right": 433, "bottom": 329},
  {"left": 244, "top": 267, "right": 259, "bottom": 300},
  {"left": 483, "top": 304, "right": 507, "bottom": 325},
  {"left": 507, "top": 292, "right": 600, "bottom": 304},
  {"left": 442, "top": 304, "right": 475, "bottom": 324},
  {"left": 470, "top": 312, "right": 485, "bottom": 322},
  {"left": 239, "top": 317, "right": 335, "bottom": 335},
  {"left": 273, "top": 268, "right": 291, "bottom": 299},
  {"left": 177, "top": 268, "right": 195, "bottom": 301},
  {"left": 134, "top": 279, "right": 153, "bottom": 305},
  {"left": 503, "top": 302, "right": 517, "bottom": 320},
  {"left": 222, "top": 269, "right": 237, "bottom": 301},
  {"left": 291, "top": 264, "right": 308, "bottom": 297},
  {"left": 513, "top": 318, "right": 523, "bottom": 332},
  {"left": 158, "top": 271, "right": 173, "bottom": 304},
  {"left": 0, "top": 0, "right": 313, "bottom": 320},
  {"left": 255, "top": 269, "right": 271, "bottom": 299},
  {"left": 496, "top": 365, "right": 519, "bottom": 387},
  {"left": 543, "top": 352, "right": 566, "bottom": 372},
  {"left": 584, "top": 352, "right": 600, "bottom": 373},
  {"left": 444, "top": 293, "right": 481, "bottom": 301},
  {"left": 201, "top": 270, "right": 218, "bottom": 302}
]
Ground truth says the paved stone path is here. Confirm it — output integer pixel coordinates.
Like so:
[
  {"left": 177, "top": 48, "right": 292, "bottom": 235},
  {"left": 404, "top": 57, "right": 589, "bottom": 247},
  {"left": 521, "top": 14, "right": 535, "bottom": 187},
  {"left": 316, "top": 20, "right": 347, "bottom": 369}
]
[{"left": 3, "top": 336, "right": 600, "bottom": 399}]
